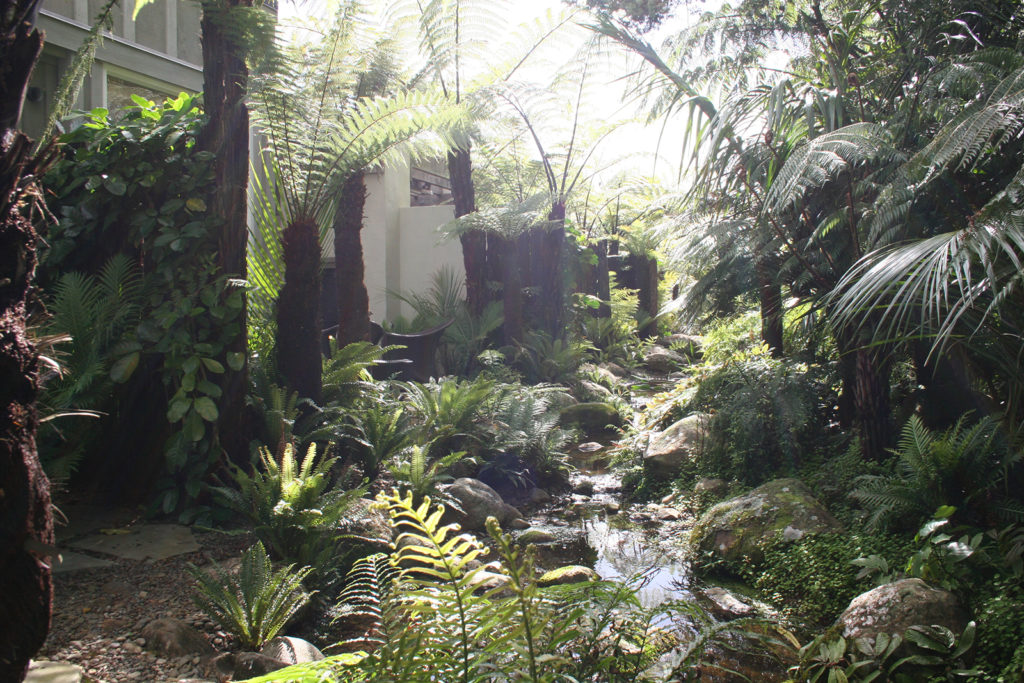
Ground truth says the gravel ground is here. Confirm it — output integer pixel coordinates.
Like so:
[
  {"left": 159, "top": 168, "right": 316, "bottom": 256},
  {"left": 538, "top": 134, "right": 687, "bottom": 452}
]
[{"left": 39, "top": 530, "right": 253, "bottom": 683}]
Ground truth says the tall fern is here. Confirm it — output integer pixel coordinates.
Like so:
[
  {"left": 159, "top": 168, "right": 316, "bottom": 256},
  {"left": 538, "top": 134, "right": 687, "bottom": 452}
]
[{"left": 853, "top": 415, "right": 1023, "bottom": 529}]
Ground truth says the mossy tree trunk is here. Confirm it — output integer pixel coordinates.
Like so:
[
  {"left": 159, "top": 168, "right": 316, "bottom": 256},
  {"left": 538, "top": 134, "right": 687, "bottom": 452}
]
[
  {"left": 200, "top": 0, "right": 252, "bottom": 462},
  {"left": 1, "top": 2, "right": 54, "bottom": 679}
]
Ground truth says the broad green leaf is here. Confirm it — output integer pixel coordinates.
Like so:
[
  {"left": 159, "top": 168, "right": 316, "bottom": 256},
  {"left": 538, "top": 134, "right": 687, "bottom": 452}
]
[
  {"left": 227, "top": 352, "right": 245, "bottom": 371},
  {"left": 167, "top": 397, "right": 192, "bottom": 423},
  {"left": 186, "top": 197, "right": 207, "bottom": 212},
  {"left": 201, "top": 357, "right": 225, "bottom": 374},
  {"left": 109, "top": 351, "right": 139, "bottom": 383},
  {"left": 195, "top": 397, "right": 219, "bottom": 422}
]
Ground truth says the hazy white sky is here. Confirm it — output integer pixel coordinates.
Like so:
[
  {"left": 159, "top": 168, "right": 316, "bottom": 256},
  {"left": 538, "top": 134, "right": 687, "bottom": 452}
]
[{"left": 274, "top": 0, "right": 724, "bottom": 184}]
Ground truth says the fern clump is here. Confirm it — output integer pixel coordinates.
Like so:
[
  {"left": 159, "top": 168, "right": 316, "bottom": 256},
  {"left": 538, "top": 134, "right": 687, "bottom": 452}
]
[
  {"left": 852, "top": 415, "right": 1022, "bottom": 530},
  {"left": 188, "top": 541, "right": 312, "bottom": 650},
  {"left": 213, "top": 442, "right": 365, "bottom": 580}
]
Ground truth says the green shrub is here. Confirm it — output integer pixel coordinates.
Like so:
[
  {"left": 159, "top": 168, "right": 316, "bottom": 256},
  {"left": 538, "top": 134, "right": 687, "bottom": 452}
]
[
  {"left": 42, "top": 94, "right": 244, "bottom": 515},
  {"left": 972, "top": 579, "right": 1024, "bottom": 678},
  {"left": 744, "top": 533, "right": 913, "bottom": 628},
  {"left": 687, "top": 354, "right": 834, "bottom": 484},
  {"left": 188, "top": 541, "right": 312, "bottom": 650}
]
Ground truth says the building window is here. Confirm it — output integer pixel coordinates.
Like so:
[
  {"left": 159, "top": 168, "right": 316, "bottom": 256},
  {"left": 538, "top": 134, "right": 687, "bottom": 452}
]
[
  {"left": 410, "top": 167, "right": 452, "bottom": 206},
  {"left": 107, "top": 76, "right": 174, "bottom": 116}
]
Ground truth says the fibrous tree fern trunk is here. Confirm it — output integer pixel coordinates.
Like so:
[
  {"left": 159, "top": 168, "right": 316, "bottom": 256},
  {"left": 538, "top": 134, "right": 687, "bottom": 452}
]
[
  {"left": 853, "top": 342, "right": 892, "bottom": 462},
  {"left": 1, "top": 2, "right": 54, "bottom": 679},
  {"left": 277, "top": 219, "right": 322, "bottom": 402},
  {"left": 334, "top": 172, "right": 372, "bottom": 347},
  {"left": 449, "top": 149, "right": 487, "bottom": 316},
  {"left": 200, "top": 0, "right": 252, "bottom": 462},
  {"left": 499, "top": 234, "right": 524, "bottom": 345},
  {"left": 756, "top": 257, "right": 784, "bottom": 357},
  {"left": 540, "top": 202, "right": 567, "bottom": 338}
]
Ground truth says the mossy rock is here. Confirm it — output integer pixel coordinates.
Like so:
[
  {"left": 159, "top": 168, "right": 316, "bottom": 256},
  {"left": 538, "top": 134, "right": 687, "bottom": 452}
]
[
  {"left": 559, "top": 402, "right": 623, "bottom": 433},
  {"left": 690, "top": 478, "right": 842, "bottom": 571},
  {"left": 538, "top": 565, "right": 600, "bottom": 586}
]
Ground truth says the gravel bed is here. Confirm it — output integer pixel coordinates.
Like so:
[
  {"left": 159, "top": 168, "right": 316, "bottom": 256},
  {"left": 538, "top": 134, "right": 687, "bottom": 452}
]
[{"left": 39, "top": 530, "right": 253, "bottom": 683}]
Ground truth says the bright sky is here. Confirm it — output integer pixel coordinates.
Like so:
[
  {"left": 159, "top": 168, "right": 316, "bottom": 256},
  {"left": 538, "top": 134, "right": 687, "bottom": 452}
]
[{"left": 274, "top": 0, "right": 732, "bottom": 185}]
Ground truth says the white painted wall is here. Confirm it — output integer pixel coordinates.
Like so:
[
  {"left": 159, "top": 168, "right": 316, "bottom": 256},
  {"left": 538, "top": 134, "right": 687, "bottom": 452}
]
[{"left": 334, "top": 160, "right": 464, "bottom": 325}]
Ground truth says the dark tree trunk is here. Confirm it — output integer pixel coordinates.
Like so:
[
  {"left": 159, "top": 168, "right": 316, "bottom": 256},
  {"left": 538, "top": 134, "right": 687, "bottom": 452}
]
[
  {"left": 1, "top": 6, "right": 54, "bottom": 679},
  {"left": 200, "top": 0, "right": 252, "bottom": 463},
  {"left": 277, "top": 219, "right": 322, "bottom": 403},
  {"left": 499, "top": 234, "right": 524, "bottom": 345},
  {"left": 595, "top": 240, "right": 611, "bottom": 319},
  {"left": 631, "top": 253, "right": 659, "bottom": 339},
  {"left": 334, "top": 172, "right": 371, "bottom": 348},
  {"left": 540, "top": 203, "right": 568, "bottom": 338},
  {"left": 837, "top": 348, "right": 856, "bottom": 430},
  {"left": 912, "top": 344, "right": 987, "bottom": 430},
  {"left": 853, "top": 344, "right": 893, "bottom": 462},
  {"left": 448, "top": 149, "right": 485, "bottom": 315},
  {"left": 756, "top": 258, "right": 784, "bottom": 357}
]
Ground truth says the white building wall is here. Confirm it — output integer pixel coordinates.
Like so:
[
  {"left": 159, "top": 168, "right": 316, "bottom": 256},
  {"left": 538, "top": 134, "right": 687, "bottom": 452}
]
[{"left": 333, "top": 160, "right": 464, "bottom": 325}]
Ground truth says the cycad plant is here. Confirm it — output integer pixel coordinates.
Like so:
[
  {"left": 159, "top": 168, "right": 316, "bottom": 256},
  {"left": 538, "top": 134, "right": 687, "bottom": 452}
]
[
  {"left": 402, "top": 377, "right": 494, "bottom": 455},
  {"left": 388, "top": 445, "right": 464, "bottom": 508},
  {"left": 188, "top": 541, "right": 312, "bottom": 650},
  {"left": 343, "top": 402, "right": 413, "bottom": 480},
  {"left": 213, "top": 442, "right": 365, "bottom": 578},
  {"left": 852, "top": 415, "right": 1023, "bottom": 530},
  {"left": 489, "top": 385, "right": 574, "bottom": 484}
]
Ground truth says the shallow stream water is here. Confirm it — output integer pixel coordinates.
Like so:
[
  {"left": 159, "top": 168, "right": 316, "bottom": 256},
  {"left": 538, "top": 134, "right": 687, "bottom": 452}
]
[{"left": 528, "top": 444, "right": 693, "bottom": 609}]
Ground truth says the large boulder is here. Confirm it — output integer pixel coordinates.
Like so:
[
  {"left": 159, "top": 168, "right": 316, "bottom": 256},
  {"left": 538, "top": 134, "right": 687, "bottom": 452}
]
[
  {"left": 837, "top": 579, "right": 969, "bottom": 645},
  {"left": 559, "top": 402, "right": 624, "bottom": 433},
  {"left": 644, "top": 413, "right": 710, "bottom": 475},
  {"left": 514, "top": 524, "right": 593, "bottom": 568},
  {"left": 644, "top": 345, "right": 685, "bottom": 374},
  {"left": 689, "top": 478, "right": 842, "bottom": 567},
  {"left": 141, "top": 618, "right": 214, "bottom": 657},
  {"left": 445, "top": 478, "right": 524, "bottom": 531}
]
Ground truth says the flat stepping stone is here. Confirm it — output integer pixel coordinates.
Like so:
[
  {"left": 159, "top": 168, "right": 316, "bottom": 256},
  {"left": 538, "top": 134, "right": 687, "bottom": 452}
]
[
  {"left": 26, "top": 661, "right": 100, "bottom": 683},
  {"left": 52, "top": 550, "right": 114, "bottom": 574},
  {"left": 68, "top": 524, "right": 199, "bottom": 561}
]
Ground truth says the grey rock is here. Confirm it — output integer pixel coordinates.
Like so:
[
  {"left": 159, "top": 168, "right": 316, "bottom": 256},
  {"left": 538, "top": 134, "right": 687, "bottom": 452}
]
[
  {"left": 644, "top": 345, "right": 685, "bottom": 374},
  {"left": 68, "top": 524, "right": 199, "bottom": 561},
  {"left": 837, "top": 579, "right": 969, "bottom": 645},
  {"left": 529, "top": 487, "right": 552, "bottom": 504},
  {"left": 25, "top": 661, "right": 90, "bottom": 683},
  {"left": 696, "top": 587, "right": 756, "bottom": 620},
  {"left": 141, "top": 618, "right": 215, "bottom": 657},
  {"left": 694, "top": 478, "right": 729, "bottom": 497},
  {"left": 690, "top": 478, "right": 842, "bottom": 568},
  {"left": 261, "top": 636, "right": 324, "bottom": 665},
  {"left": 644, "top": 413, "right": 710, "bottom": 475},
  {"left": 445, "top": 478, "right": 524, "bottom": 531},
  {"left": 559, "top": 402, "right": 623, "bottom": 433}
]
